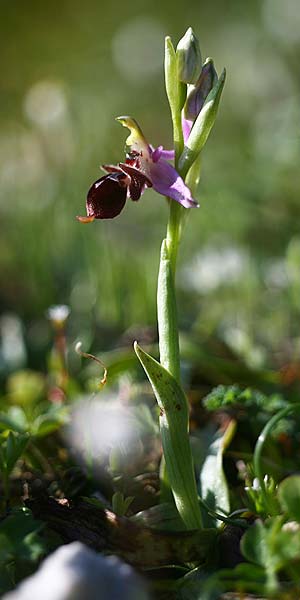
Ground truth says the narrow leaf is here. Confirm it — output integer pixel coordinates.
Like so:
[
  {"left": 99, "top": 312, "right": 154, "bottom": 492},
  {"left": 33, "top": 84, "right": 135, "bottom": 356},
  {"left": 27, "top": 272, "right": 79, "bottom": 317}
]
[
  {"left": 131, "top": 502, "right": 186, "bottom": 531},
  {"left": 199, "top": 420, "right": 235, "bottom": 527},
  {"left": 6, "top": 432, "right": 29, "bottom": 475},
  {"left": 134, "top": 341, "right": 202, "bottom": 530}
]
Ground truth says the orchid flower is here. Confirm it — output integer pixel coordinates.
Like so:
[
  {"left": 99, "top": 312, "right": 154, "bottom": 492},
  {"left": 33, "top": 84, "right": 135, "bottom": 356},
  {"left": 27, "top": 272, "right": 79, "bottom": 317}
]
[{"left": 77, "top": 117, "right": 198, "bottom": 223}]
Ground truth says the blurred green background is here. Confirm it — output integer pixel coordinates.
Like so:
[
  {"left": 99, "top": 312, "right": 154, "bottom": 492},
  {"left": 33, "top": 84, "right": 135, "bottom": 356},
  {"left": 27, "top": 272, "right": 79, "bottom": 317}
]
[{"left": 1, "top": 0, "right": 300, "bottom": 376}]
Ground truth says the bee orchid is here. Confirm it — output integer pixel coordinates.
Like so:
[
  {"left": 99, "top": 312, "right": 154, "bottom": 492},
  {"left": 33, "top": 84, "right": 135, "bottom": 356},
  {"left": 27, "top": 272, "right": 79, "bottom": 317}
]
[{"left": 77, "top": 117, "right": 198, "bottom": 222}]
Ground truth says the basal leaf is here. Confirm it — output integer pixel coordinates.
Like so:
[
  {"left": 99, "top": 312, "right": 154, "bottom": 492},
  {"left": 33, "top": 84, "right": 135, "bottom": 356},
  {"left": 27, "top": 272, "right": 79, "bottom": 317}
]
[
  {"left": 134, "top": 341, "right": 202, "bottom": 530},
  {"left": 198, "top": 420, "right": 236, "bottom": 527}
]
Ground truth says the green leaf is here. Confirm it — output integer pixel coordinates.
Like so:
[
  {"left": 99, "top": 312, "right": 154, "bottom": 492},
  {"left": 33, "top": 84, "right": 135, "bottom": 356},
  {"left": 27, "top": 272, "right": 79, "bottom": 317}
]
[
  {"left": 32, "top": 408, "right": 68, "bottom": 437},
  {"left": 177, "top": 568, "right": 222, "bottom": 600},
  {"left": 198, "top": 420, "right": 235, "bottom": 526},
  {"left": 203, "top": 384, "right": 286, "bottom": 413},
  {"left": 0, "top": 508, "right": 45, "bottom": 563},
  {"left": 0, "top": 508, "right": 46, "bottom": 593},
  {"left": 253, "top": 404, "right": 299, "bottom": 516},
  {"left": 241, "top": 519, "right": 271, "bottom": 567},
  {"left": 0, "top": 407, "right": 28, "bottom": 433},
  {"left": 0, "top": 432, "right": 29, "bottom": 476},
  {"left": 82, "top": 496, "right": 106, "bottom": 509},
  {"left": 277, "top": 526, "right": 300, "bottom": 562},
  {"left": 7, "top": 370, "right": 45, "bottom": 406},
  {"left": 178, "top": 562, "right": 267, "bottom": 600},
  {"left": 0, "top": 564, "right": 14, "bottom": 595},
  {"left": 241, "top": 514, "right": 300, "bottom": 593},
  {"left": 278, "top": 475, "right": 300, "bottom": 522},
  {"left": 131, "top": 502, "right": 186, "bottom": 531},
  {"left": 134, "top": 341, "right": 202, "bottom": 530},
  {"left": 241, "top": 517, "right": 285, "bottom": 592},
  {"left": 33, "top": 418, "right": 64, "bottom": 437},
  {"left": 112, "top": 491, "right": 134, "bottom": 517},
  {"left": 179, "top": 69, "right": 226, "bottom": 177},
  {"left": 222, "top": 562, "right": 267, "bottom": 583},
  {"left": 203, "top": 385, "right": 245, "bottom": 410}
]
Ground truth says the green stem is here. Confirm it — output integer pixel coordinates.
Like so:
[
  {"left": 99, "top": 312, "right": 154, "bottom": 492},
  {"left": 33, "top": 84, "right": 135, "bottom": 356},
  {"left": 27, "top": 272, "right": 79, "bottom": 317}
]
[
  {"left": 159, "top": 105, "right": 185, "bottom": 378},
  {"left": 172, "top": 111, "right": 184, "bottom": 171},
  {"left": 158, "top": 112, "right": 184, "bottom": 382},
  {"left": 155, "top": 105, "right": 204, "bottom": 529},
  {"left": 157, "top": 236, "right": 180, "bottom": 384},
  {"left": 166, "top": 201, "right": 182, "bottom": 274}
]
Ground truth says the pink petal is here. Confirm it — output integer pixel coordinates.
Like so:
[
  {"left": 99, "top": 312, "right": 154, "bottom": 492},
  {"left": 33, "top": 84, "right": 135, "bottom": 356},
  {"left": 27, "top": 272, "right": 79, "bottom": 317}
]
[
  {"left": 149, "top": 160, "right": 199, "bottom": 209},
  {"left": 181, "top": 116, "right": 193, "bottom": 144},
  {"left": 151, "top": 146, "right": 175, "bottom": 163}
]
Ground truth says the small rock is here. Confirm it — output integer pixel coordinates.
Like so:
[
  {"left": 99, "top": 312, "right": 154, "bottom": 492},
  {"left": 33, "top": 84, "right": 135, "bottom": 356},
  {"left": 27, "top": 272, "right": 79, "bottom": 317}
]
[{"left": 4, "top": 542, "right": 149, "bottom": 600}]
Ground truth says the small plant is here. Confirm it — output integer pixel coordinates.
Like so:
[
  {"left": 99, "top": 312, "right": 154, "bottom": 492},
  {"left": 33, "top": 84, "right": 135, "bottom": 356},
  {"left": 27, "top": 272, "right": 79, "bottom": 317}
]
[{"left": 77, "top": 26, "right": 225, "bottom": 532}]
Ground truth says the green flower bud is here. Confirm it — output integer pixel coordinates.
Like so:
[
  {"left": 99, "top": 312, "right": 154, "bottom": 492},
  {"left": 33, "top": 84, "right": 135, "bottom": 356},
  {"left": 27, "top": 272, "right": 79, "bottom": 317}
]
[
  {"left": 176, "top": 27, "right": 202, "bottom": 85},
  {"left": 184, "top": 58, "right": 218, "bottom": 122},
  {"left": 179, "top": 68, "right": 226, "bottom": 177}
]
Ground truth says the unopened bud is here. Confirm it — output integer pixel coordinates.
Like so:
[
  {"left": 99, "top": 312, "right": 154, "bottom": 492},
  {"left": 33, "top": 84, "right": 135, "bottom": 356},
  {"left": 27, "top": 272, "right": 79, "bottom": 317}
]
[
  {"left": 178, "top": 68, "right": 226, "bottom": 177},
  {"left": 176, "top": 27, "right": 202, "bottom": 84},
  {"left": 184, "top": 58, "right": 218, "bottom": 121}
]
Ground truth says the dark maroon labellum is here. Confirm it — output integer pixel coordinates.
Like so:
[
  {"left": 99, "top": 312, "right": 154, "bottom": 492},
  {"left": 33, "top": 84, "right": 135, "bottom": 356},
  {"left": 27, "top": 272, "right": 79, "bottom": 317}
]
[
  {"left": 118, "top": 162, "right": 152, "bottom": 201},
  {"left": 86, "top": 173, "right": 128, "bottom": 220},
  {"left": 77, "top": 151, "right": 154, "bottom": 223}
]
